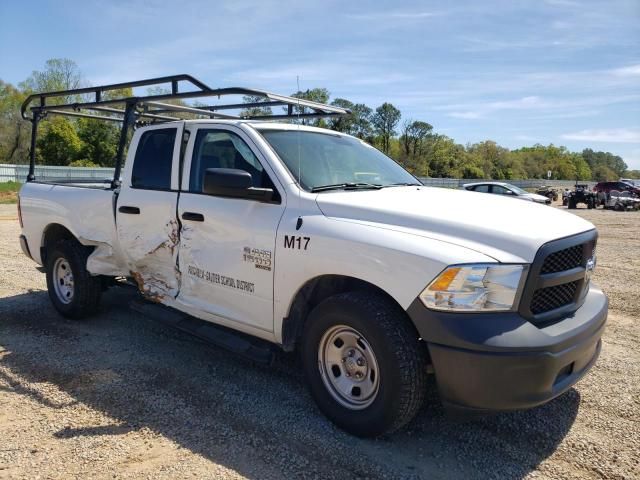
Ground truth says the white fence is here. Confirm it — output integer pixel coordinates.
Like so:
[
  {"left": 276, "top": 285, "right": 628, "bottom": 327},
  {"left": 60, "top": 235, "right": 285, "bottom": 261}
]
[
  {"left": 0, "top": 164, "right": 591, "bottom": 189},
  {"left": 0, "top": 164, "right": 115, "bottom": 183}
]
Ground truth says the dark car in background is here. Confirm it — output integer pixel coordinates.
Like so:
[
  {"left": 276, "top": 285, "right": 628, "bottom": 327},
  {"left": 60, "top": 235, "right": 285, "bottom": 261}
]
[{"left": 594, "top": 181, "right": 640, "bottom": 205}]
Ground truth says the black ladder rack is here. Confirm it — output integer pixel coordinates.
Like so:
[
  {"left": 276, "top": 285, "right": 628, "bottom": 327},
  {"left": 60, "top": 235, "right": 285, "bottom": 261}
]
[{"left": 20, "top": 73, "right": 350, "bottom": 186}]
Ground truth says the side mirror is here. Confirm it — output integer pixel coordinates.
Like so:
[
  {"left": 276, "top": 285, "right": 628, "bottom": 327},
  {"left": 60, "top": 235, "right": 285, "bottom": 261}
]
[{"left": 202, "top": 168, "right": 274, "bottom": 202}]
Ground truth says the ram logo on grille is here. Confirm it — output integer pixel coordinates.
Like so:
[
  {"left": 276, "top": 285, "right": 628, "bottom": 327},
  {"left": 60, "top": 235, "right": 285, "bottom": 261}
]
[{"left": 585, "top": 256, "right": 596, "bottom": 283}]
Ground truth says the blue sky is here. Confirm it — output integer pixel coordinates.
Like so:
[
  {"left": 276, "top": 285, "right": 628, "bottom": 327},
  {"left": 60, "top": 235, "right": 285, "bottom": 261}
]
[{"left": 1, "top": 0, "right": 639, "bottom": 168}]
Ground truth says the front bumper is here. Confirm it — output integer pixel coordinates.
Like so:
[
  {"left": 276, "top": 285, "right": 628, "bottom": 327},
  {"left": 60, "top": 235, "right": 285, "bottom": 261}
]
[{"left": 406, "top": 286, "right": 608, "bottom": 413}]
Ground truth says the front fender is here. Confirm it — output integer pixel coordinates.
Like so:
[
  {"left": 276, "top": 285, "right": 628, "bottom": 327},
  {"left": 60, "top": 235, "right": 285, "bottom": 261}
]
[{"left": 273, "top": 213, "right": 496, "bottom": 343}]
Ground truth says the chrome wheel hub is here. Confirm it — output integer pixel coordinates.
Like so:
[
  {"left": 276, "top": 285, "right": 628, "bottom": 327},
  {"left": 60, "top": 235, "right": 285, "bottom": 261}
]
[
  {"left": 53, "top": 258, "right": 74, "bottom": 304},
  {"left": 318, "top": 325, "right": 380, "bottom": 410}
]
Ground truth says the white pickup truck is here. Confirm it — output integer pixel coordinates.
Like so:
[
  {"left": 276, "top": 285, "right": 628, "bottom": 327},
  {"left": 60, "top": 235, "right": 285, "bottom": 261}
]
[{"left": 18, "top": 76, "right": 608, "bottom": 437}]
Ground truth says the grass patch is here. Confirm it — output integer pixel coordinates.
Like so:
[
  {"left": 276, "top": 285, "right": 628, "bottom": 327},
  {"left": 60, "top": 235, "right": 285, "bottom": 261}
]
[{"left": 0, "top": 181, "right": 21, "bottom": 204}]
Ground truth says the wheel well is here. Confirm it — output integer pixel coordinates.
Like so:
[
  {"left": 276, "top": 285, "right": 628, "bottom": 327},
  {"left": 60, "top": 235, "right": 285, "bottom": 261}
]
[
  {"left": 41, "top": 224, "right": 77, "bottom": 263},
  {"left": 281, "top": 275, "right": 405, "bottom": 352}
]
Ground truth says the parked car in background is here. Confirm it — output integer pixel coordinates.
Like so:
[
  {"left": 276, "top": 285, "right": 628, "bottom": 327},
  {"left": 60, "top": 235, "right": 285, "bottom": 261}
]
[
  {"left": 620, "top": 178, "right": 640, "bottom": 188},
  {"left": 463, "top": 181, "right": 551, "bottom": 204},
  {"left": 535, "top": 185, "right": 559, "bottom": 202},
  {"left": 594, "top": 181, "right": 640, "bottom": 205},
  {"left": 602, "top": 190, "right": 640, "bottom": 211}
]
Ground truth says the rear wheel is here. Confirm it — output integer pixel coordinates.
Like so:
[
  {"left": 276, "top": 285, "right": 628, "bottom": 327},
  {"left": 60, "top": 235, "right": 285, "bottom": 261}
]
[
  {"left": 568, "top": 198, "right": 576, "bottom": 209},
  {"left": 302, "top": 291, "right": 427, "bottom": 437},
  {"left": 46, "top": 240, "right": 102, "bottom": 319}
]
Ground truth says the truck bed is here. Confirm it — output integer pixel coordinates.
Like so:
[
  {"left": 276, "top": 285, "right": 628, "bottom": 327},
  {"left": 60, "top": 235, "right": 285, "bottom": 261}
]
[{"left": 19, "top": 182, "right": 128, "bottom": 276}]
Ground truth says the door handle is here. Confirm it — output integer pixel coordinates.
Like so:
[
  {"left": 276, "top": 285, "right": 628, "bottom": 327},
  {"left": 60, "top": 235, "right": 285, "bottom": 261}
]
[
  {"left": 182, "top": 212, "right": 204, "bottom": 222},
  {"left": 119, "top": 206, "right": 140, "bottom": 214}
]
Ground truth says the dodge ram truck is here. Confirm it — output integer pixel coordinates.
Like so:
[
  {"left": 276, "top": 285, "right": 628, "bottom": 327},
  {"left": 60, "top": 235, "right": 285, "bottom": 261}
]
[{"left": 17, "top": 75, "right": 608, "bottom": 437}]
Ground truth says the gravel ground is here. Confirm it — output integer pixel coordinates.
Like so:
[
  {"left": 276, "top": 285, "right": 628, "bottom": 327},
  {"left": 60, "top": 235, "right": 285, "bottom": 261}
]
[{"left": 1, "top": 203, "right": 638, "bottom": 479}]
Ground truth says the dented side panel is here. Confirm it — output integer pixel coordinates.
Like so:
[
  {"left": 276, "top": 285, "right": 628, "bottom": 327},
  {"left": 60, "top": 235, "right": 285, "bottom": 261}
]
[
  {"left": 18, "top": 182, "right": 129, "bottom": 274},
  {"left": 115, "top": 190, "right": 181, "bottom": 303},
  {"left": 115, "top": 122, "right": 184, "bottom": 304}
]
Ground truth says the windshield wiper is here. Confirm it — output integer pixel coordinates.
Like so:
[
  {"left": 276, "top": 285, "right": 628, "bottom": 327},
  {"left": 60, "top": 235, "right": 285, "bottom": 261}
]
[
  {"left": 382, "top": 182, "right": 422, "bottom": 188},
  {"left": 311, "top": 182, "right": 383, "bottom": 193}
]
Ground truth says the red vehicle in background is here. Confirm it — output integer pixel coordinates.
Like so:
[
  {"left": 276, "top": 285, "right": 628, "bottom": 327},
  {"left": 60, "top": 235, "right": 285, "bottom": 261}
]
[{"left": 593, "top": 181, "right": 640, "bottom": 205}]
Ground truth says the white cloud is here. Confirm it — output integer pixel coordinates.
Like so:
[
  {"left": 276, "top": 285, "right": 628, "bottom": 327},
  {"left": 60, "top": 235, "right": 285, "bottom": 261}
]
[
  {"left": 448, "top": 111, "right": 483, "bottom": 119},
  {"left": 441, "top": 96, "right": 549, "bottom": 119},
  {"left": 435, "top": 93, "right": 639, "bottom": 122},
  {"left": 561, "top": 128, "right": 640, "bottom": 143},
  {"left": 610, "top": 64, "right": 640, "bottom": 77},
  {"left": 346, "top": 11, "right": 441, "bottom": 20},
  {"left": 543, "top": 0, "right": 582, "bottom": 7},
  {"left": 515, "top": 134, "right": 539, "bottom": 142}
]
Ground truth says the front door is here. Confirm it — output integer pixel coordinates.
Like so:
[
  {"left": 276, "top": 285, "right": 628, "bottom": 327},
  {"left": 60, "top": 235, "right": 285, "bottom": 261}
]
[{"left": 176, "top": 125, "right": 286, "bottom": 333}]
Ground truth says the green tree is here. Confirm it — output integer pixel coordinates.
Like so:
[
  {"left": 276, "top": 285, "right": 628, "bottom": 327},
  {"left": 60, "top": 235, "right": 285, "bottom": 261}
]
[
  {"left": 570, "top": 153, "right": 592, "bottom": 180},
  {"left": 372, "top": 103, "right": 401, "bottom": 154},
  {"left": 36, "top": 117, "right": 82, "bottom": 166},
  {"left": 467, "top": 141, "right": 525, "bottom": 179},
  {"left": 20, "top": 58, "right": 83, "bottom": 105},
  {"left": 422, "top": 134, "right": 465, "bottom": 177},
  {"left": 592, "top": 164, "right": 618, "bottom": 181},
  {"left": 240, "top": 94, "right": 273, "bottom": 118},
  {"left": 0, "top": 80, "right": 29, "bottom": 164},
  {"left": 69, "top": 159, "right": 99, "bottom": 167},
  {"left": 582, "top": 148, "right": 627, "bottom": 178},
  {"left": 287, "top": 88, "right": 330, "bottom": 127},
  {"left": 328, "top": 99, "right": 374, "bottom": 140},
  {"left": 400, "top": 120, "right": 433, "bottom": 159},
  {"left": 76, "top": 118, "right": 119, "bottom": 167}
]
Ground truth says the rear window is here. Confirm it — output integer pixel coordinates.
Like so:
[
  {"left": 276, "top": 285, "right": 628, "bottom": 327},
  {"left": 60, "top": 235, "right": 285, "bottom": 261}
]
[{"left": 131, "top": 128, "right": 176, "bottom": 190}]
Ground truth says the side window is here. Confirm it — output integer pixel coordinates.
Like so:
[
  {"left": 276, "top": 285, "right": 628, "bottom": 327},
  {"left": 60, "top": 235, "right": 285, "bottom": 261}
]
[
  {"left": 131, "top": 128, "right": 176, "bottom": 189},
  {"left": 474, "top": 184, "right": 489, "bottom": 193},
  {"left": 189, "top": 129, "right": 275, "bottom": 193},
  {"left": 491, "top": 185, "right": 509, "bottom": 195}
]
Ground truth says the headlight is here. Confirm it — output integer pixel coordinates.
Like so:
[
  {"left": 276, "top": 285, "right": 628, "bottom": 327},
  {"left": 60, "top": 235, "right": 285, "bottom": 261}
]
[{"left": 420, "top": 264, "right": 526, "bottom": 312}]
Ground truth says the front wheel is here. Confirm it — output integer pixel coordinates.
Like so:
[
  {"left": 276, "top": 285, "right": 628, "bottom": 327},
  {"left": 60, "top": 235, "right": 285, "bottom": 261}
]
[
  {"left": 46, "top": 240, "right": 102, "bottom": 319},
  {"left": 302, "top": 292, "right": 427, "bottom": 437}
]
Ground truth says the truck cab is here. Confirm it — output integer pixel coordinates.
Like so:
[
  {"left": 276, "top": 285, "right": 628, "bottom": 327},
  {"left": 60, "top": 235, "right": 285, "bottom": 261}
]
[{"left": 17, "top": 75, "right": 608, "bottom": 437}]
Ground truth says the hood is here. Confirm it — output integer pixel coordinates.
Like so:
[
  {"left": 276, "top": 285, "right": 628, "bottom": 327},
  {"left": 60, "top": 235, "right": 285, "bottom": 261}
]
[
  {"left": 315, "top": 186, "right": 595, "bottom": 263},
  {"left": 523, "top": 193, "right": 551, "bottom": 203}
]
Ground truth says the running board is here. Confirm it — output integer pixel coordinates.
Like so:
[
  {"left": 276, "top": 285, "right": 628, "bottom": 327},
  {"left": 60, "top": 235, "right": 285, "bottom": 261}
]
[{"left": 129, "top": 299, "right": 276, "bottom": 365}]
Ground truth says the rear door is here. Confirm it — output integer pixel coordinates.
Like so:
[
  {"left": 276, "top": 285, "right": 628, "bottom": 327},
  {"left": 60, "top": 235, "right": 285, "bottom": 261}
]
[
  {"left": 175, "top": 124, "right": 286, "bottom": 333},
  {"left": 116, "top": 123, "right": 183, "bottom": 303}
]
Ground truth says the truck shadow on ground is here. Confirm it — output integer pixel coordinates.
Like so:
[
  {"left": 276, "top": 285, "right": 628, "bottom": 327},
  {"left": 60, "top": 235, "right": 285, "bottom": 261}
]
[{"left": 0, "top": 288, "right": 580, "bottom": 479}]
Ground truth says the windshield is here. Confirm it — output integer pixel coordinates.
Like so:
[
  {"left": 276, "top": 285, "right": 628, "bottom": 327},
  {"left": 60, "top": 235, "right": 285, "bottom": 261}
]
[
  {"left": 258, "top": 129, "right": 419, "bottom": 191},
  {"left": 506, "top": 184, "right": 528, "bottom": 195}
]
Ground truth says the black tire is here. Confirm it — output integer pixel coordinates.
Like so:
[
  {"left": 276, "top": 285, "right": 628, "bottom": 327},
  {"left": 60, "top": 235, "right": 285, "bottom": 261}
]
[
  {"left": 568, "top": 198, "right": 576, "bottom": 209},
  {"left": 45, "top": 240, "right": 102, "bottom": 319},
  {"left": 302, "top": 291, "right": 427, "bottom": 437}
]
